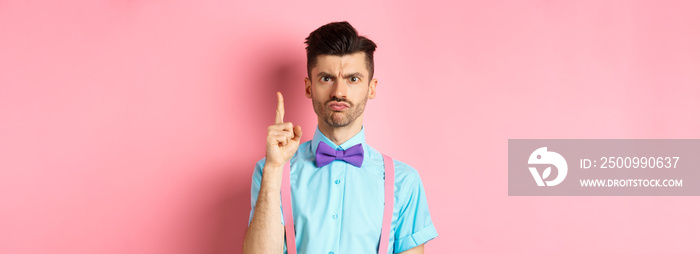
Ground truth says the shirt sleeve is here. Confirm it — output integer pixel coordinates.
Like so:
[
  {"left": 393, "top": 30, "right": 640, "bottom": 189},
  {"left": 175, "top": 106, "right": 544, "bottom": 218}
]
[
  {"left": 248, "top": 158, "right": 284, "bottom": 227},
  {"left": 393, "top": 166, "right": 438, "bottom": 253}
]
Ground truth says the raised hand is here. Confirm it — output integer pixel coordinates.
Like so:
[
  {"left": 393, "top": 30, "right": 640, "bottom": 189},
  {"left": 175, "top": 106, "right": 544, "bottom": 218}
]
[{"left": 265, "top": 92, "right": 303, "bottom": 168}]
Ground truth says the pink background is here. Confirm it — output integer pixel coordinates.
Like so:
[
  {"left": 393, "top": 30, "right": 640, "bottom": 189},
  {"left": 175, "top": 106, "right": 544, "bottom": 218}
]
[{"left": 1, "top": 0, "right": 699, "bottom": 253}]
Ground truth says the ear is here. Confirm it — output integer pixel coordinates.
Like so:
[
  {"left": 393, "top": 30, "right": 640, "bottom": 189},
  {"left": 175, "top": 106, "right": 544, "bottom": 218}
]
[
  {"left": 368, "top": 78, "right": 378, "bottom": 99},
  {"left": 304, "top": 77, "right": 312, "bottom": 98}
]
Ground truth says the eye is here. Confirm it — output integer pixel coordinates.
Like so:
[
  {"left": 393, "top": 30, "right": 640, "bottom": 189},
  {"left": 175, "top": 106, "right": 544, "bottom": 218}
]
[
  {"left": 320, "top": 76, "right": 332, "bottom": 82},
  {"left": 349, "top": 77, "right": 359, "bottom": 82}
]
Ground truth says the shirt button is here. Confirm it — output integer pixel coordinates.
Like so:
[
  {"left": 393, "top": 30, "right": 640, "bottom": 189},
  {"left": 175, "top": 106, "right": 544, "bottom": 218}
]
[
  {"left": 334, "top": 179, "right": 341, "bottom": 184},
  {"left": 332, "top": 214, "right": 338, "bottom": 219}
]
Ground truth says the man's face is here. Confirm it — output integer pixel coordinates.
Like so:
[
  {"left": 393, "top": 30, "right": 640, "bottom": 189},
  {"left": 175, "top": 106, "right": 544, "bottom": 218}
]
[{"left": 305, "top": 52, "right": 377, "bottom": 128}]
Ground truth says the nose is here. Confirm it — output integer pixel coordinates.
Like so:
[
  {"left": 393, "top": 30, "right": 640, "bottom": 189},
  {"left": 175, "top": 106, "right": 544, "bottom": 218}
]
[{"left": 331, "top": 78, "right": 348, "bottom": 99}]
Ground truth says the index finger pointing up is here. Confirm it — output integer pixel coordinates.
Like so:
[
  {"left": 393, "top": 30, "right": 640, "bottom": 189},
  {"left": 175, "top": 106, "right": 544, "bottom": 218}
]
[{"left": 275, "top": 92, "right": 285, "bottom": 124}]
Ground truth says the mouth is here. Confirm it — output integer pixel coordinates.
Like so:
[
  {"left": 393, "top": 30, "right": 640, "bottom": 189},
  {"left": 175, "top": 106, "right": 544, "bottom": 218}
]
[{"left": 328, "top": 102, "right": 349, "bottom": 111}]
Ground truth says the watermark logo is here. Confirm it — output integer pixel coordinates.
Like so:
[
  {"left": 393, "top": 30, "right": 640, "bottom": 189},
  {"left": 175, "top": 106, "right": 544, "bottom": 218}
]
[
  {"left": 528, "top": 147, "right": 568, "bottom": 186},
  {"left": 509, "top": 140, "right": 697, "bottom": 196}
]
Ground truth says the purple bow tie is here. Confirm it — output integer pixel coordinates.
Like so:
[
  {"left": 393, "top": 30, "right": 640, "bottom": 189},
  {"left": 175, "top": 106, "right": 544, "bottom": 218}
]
[{"left": 315, "top": 141, "right": 364, "bottom": 168}]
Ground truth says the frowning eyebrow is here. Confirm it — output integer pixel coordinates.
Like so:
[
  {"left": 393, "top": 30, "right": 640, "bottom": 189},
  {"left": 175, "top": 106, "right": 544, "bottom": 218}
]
[{"left": 316, "top": 71, "right": 365, "bottom": 79}]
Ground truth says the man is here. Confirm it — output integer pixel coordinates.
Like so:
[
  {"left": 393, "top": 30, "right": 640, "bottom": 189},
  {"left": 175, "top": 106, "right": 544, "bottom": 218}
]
[{"left": 243, "top": 21, "right": 437, "bottom": 254}]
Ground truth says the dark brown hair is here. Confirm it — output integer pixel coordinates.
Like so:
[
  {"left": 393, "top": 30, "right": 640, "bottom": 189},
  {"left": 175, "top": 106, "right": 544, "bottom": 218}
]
[{"left": 304, "top": 21, "right": 377, "bottom": 80}]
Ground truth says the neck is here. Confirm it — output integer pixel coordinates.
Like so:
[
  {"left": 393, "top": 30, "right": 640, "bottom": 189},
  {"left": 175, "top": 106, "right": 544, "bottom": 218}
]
[{"left": 318, "top": 116, "right": 364, "bottom": 146}]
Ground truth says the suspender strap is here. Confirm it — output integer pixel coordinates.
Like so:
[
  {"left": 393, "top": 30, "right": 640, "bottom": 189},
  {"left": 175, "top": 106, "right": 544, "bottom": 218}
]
[
  {"left": 379, "top": 154, "right": 395, "bottom": 254},
  {"left": 281, "top": 154, "right": 395, "bottom": 254},
  {"left": 281, "top": 162, "right": 297, "bottom": 254}
]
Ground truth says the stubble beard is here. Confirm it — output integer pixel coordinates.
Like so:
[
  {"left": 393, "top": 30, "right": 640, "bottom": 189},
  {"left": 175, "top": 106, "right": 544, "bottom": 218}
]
[{"left": 312, "top": 95, "right": 368, "bottom": 128}]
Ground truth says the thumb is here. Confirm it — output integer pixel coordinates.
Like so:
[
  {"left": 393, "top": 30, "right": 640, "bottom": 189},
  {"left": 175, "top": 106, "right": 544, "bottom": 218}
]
[{"left": 292, "top": 125, "right": 302, "bottom": 142}]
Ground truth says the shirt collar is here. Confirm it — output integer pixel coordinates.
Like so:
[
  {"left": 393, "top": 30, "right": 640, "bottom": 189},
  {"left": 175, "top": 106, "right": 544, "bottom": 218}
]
[{"left": 311, "top": 126, "right": 367, "bottom": 156}]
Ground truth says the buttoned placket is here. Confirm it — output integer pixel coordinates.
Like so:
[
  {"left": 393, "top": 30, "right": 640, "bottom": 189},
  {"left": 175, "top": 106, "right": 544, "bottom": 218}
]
[{"left": 328, "top": 147, "right": 349, "bottom": 254}]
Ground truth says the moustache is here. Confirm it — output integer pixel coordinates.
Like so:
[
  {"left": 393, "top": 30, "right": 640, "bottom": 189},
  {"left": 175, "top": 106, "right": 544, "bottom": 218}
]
[{"left": 325, "top": 97, "right": 352, "bottom": 107}]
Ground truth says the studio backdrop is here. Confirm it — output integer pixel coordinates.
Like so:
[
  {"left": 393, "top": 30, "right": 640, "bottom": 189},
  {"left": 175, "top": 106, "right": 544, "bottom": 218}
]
[{"left": 1, "top": 1, "right": 699, "bottom": 253}]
